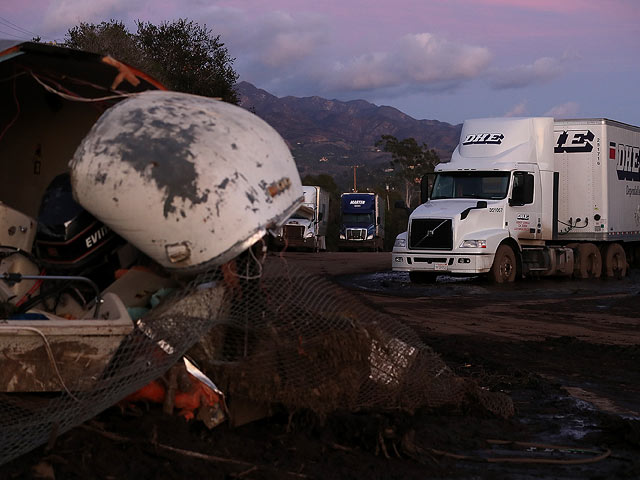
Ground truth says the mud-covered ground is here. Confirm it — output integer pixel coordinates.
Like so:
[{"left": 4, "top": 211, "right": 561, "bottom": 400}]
[{"left": 3, "top": 252, "right": 640, "bottom": 479}]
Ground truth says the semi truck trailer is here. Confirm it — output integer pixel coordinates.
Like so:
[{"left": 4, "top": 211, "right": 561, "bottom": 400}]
[
  {"left": 339, "top": 192, "right": 385, "bottom": 251},
  {"left": 392, "top": 117, "right": 640, "bottom": 283},
  {"left": 273, "top": 185, "right": 329, "bottom": 251}
]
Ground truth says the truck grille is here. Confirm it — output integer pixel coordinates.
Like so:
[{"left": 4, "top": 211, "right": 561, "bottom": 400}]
[
  {"left": 283, "top": 225, "right": 304, "bottom": 240},
  {"left": 409, "top": 218, "right": 453, "bottom": 250},
  {"left": 346, "top": 228, "right": 367, "bottom": 240}
]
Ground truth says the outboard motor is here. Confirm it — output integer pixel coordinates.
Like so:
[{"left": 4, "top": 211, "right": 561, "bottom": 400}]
[{"left": 34, "top": 173, "right": 125, "bottom": 289}]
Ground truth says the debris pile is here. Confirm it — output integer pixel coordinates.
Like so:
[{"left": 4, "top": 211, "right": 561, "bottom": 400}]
[{"left": 187, "top": 255, "right": 514, "bottom": 420}]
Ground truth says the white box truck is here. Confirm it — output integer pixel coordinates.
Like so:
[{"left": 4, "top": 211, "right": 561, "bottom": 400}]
[
  {"left": 273, "top": 185, "right": 329, "bottom": 251},
  {"left": 392, "top": 117, "right": 640, "bottom": 282}
]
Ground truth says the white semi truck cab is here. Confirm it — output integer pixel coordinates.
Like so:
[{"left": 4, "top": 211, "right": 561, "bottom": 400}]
[
  {"left": 393, "top": 117, "right": 640, "bottom": 282},
  {"left": 274, "top": 185, "right": 329, "bottom": 251}
]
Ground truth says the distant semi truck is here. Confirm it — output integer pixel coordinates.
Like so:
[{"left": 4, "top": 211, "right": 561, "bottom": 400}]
[
  {"left": 393, "top": 117, "right": 640, "bottom": 283},
  {"left": 273, "top": 185, "right": 329, "bottom": 251},
  {"left": 339, "top": 192, "right": 385, "bottom": 251}
]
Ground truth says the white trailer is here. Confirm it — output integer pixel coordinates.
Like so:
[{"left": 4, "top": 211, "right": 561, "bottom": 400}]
[
  {"left": 393, "top": 117, "right": 640, "bottom": 282},
  {"left": 274, "top": 185, "right": 329, "bottom": 251}
]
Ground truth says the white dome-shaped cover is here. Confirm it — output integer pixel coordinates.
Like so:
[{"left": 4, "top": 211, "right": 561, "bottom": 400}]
[{"left": 70, "top": 91, "right": 302, "bottom": 274}]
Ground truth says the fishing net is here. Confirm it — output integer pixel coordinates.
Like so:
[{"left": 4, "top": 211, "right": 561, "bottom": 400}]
[{"left": 0, "top": 250, "right": 513, "bottom": 465}]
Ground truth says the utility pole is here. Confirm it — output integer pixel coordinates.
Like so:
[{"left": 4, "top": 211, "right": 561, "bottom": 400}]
[
  {"left": 352, "top": 165, "right": 358, "bottom": 192},
  {"left": 386, "top": 184, "right": 390, "bottom": 210}
]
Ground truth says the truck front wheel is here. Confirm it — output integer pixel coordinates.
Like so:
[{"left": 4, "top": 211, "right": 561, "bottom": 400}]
[{"left": 489, "top": 245, "right": 517, "bottom": 283}]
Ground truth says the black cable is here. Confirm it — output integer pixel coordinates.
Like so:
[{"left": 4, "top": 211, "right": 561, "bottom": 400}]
[{"left": 9, "top": 274, "right": 101, "bottom": 317}]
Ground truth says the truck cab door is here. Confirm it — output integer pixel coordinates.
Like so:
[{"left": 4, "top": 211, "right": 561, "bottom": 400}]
[{"left": 506, "top": 167, "right": 542, "bottom": 240}]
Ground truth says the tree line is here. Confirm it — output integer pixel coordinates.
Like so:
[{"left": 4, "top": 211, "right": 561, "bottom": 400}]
[{"left": 63, "top": 19, "right": 238, "bottom": 103}]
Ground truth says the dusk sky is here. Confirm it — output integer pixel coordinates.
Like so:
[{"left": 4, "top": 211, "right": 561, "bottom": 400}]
[{"left": 1, "top": 0, "right": 638, "bottom": 126}]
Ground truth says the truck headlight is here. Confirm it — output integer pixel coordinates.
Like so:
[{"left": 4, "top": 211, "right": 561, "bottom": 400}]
[
  {"left": 305, "top": 232, "right": 314, "bottom": 238},
  {"left": 460, "top": 239, "right": 486, "bottom": 248},
  {"left": 367, "top": 234, "right": 374, "bottom": 240},
  {"left": 339, "top": 234, "right": 345, "bottom": 240},
  {"left": 394, "top": 238, "right": 406, "bottom": 248}
]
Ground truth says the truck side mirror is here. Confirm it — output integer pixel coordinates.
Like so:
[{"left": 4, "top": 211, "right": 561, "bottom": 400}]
[
  {"left": 318, "top": 212, "right": 324, "bottom": 221},
  {"left": 420, "top": 173, "right": 435, "bottom": 204}
]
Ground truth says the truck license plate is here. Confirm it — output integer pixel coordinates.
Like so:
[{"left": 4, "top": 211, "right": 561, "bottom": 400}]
[{"left": 434, "top": 263, "right": 447, "bottom": 271}]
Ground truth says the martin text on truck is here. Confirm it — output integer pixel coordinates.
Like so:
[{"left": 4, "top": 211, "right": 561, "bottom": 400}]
[
  {"left": 339, "top": 192, "right": 385, "bottom": 251},
  {"left": 393, "top": 117, "right": 640, "bottom": 283}
]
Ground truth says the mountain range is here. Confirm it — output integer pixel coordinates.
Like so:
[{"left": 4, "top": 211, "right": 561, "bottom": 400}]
[{"left": 236, "top": 81, "right": 462, "bottom": 189}]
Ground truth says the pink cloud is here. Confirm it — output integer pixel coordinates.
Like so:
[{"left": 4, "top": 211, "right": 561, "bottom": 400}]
[
  {"left": 505, "top": 101, "right": 528, "bottom": 117},
  {"left": 328, "top": 32, "right": 491, "bottom": 91},
  {"left": 491, "top": 56, "right": 566, "bottom": 89},
  {"left": 545, "top": 102, "right": 580, "bottom": 118}
]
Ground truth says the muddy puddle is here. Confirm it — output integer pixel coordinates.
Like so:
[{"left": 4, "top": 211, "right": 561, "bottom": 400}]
[
  {"left": 338, "top": 269, "right": 640, "bottom": 300},
  {"left": 413, "top": 334, "right": 640, "bottom": 479},
  {"left": 333, "top": 268, "right": 640, "bottom": 478}
]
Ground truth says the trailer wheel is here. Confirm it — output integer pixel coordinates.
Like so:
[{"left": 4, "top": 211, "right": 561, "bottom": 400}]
[
  {"left": 489, "top": 244, "right": 517, "bottom": 283},
  {"left": 602, "top": 243, "right": 627, "bottom": 278},
  {"left": 574, "top": 243, "right": 602, "bottom": 279},
  {"left": 409, "top": 271, "right": 438, "bottom": 284}
]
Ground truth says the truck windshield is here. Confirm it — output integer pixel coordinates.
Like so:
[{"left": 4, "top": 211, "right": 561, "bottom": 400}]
[
  {"left": 431, "top": 171, "right": 510, "bottom": 200},
  {"left": 290, "top": 212, "right": 313, "bottom": 220},
  {"left": 342, "top": 213, "right": 373, "bottom": 224}
]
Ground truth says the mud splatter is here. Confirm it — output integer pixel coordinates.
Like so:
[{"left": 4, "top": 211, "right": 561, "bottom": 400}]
[{"left": 99, "top": 106, "right": 209, "bottom": 218}]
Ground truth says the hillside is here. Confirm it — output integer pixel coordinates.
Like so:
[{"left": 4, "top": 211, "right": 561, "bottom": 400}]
[{"left": 236, "top": 82, "right": 461, "bottom": 189}]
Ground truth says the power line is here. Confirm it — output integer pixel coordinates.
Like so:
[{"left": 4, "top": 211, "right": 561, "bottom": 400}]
[
  {"left": 0, "top": 28, "right": 31, "bottom": 41},
  {"left": 0, "top": 16, "right": 39, "bottom": 38}
]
